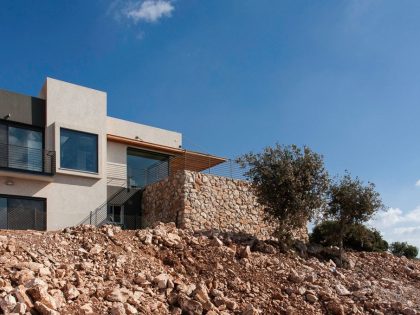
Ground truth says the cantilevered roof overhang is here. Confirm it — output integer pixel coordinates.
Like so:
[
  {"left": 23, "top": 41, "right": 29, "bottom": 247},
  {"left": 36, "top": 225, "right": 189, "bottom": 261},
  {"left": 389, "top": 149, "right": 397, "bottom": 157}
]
[{"left": 107, "top": 134, "right": 226, "bottom": 173}]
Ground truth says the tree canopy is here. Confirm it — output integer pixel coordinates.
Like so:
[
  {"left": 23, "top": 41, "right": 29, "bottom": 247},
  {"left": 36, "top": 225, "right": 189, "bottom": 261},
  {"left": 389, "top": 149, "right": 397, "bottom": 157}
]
[
  {"left": 324, "top": 172, "right": 385, "bottom": 261},
  {"left": 237, "top": 144, "right": 330, "bottom": 240},
  {"left": 390, "top": 242, "right": 419, "bottom": 259},
  {"left": 310, "top": 221, "right": 388, "bottom": 252}
]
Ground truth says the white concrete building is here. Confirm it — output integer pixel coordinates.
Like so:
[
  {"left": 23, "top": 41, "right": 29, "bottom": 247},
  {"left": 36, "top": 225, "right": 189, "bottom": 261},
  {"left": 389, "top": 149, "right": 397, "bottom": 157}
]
[{"left": 0, "top": 78, "right": 224, "bottom": 231}]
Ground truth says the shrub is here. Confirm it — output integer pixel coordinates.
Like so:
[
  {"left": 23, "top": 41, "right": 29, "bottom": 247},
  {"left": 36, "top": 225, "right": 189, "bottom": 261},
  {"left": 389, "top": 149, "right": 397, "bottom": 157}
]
[
  {"left": 390, "top": 242, "right": 419, "bottom": 259},
  {"left": 310, "top": 221, "right": 388, "bottom": 252}
]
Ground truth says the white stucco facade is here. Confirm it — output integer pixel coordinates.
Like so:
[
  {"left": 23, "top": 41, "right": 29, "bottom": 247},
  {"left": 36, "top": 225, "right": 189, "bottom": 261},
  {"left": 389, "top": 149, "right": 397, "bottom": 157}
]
[
  {"left": 107, "top": 117, "right": 182, "bottom": 149},
  {"left": 0, "top": 78, "right": 183, "bottom": 230}
]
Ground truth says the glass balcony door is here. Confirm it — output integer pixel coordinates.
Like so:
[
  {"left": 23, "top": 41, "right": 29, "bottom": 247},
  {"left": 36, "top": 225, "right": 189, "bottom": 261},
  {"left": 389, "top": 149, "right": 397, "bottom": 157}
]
[
  {"left": 8, "top": 126, "right": 43, "bottom": 172},
  {"left": 127, "top": 148, "right": 169, "bottom": 188},
  {"left": 0, "top": 121, "right": 43, "bottom": 172}
]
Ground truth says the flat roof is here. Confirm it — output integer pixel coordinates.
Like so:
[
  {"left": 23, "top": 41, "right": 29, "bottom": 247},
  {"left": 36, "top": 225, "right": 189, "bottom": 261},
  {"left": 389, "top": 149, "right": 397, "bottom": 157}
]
[{"left": 107, "top": 134, "right": 226, "bottom": 172}]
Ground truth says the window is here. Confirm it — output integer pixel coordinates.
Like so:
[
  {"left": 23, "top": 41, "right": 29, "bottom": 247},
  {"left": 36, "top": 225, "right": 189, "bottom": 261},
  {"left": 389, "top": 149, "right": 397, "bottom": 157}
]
[
  {"left": 9, "top": 127, "right": 43, "bottom": 171},
  {"left": 0, "top": 124, "right": 7, "bottom": 168},
  {"left": 127, "top": 148, "right": 169, "bottom": 188},
  {"left": 108, "top": 205, "right": 124, "bottom": 224},
  {"left": 0, "top": 121, "right": 43, "bottom": 172},
  {"left": 0, "top": 195, "right": 46, "bottom": 230},
  {"left": 0, "top": 198, "right": 6, "bottom": 229},
  {"left": 60, "top": 128, "right": 98, "bottom": 173}
]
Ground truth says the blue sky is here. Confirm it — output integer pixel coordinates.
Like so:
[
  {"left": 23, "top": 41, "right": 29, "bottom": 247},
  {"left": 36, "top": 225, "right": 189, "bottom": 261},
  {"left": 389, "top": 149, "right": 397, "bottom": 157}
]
[{"left": 1, "top": 0, "right": 419, "bottom": 247}]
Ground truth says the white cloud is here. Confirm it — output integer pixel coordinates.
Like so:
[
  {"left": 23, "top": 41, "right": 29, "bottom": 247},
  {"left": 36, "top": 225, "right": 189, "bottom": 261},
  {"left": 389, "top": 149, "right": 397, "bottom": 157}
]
[
  {"left": 125, "top": 0, "right": 174, "bottom": 23},
  {"left": 369, "top": 206, "right": 420, "bottom": 252},
  {"left": 371, "top": 207, "right": 404, "bottom": 228},
  {"left": 393, "top": 226, "right": 420, "bottom": 235},
  {"left": 415, "top": 179, "right": 420, "bottom": 187}
]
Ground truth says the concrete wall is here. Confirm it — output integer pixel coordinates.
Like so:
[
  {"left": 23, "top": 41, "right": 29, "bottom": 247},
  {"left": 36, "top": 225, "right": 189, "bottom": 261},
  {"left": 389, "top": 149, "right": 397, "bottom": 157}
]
[
  {"left": 107, "top": 141, "right": 128, "bottom": 190},
  {"left": 40, "top": 78, "right": 108, "bottom": 230},
  {"left": 0, "top": 89, "right": 45, "bottom": 127},
  {"left": 107, "top": 117, "right": 182, "bottom": 149},
  {"left": 0, "top": 77, "right": 186, "bottom": 231},
  {"left": 0, "top": 174, "right": 100, "bottom": 230},
  {"left": 106, "top": 117, "right": 183, "bottom": 197},
  {"left": 1, "top": 79, "right": 108, "bottom": 229}
]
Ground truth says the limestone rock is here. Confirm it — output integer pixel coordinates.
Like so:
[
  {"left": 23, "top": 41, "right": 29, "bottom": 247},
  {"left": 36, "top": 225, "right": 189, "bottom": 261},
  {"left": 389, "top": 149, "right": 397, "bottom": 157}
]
[
  {"left": 34, "top": 301, "right": 60, "bottom": 315},
  {"left": 335, "top": 284, "right": 350, "bottom": 296},
  {"left": 27, "top": 285, "right": 58, "bottom": 310},
  {"left": 106, "top": 288, "right": 128, "bottom": 303},
  {"left": 0, "top": 294, "right": 17, "bottom": 313},
  {"left": 238, "top": 246, "right": 252, "bottom": 259},
  {"left": 178, "top": 293, "right": 203, "bottom": 315},
  {"left": 0, "top": 221, "right": 418, "bottom": 314},
  {"left": 154, "top": 273, "right": 169, "bottom": 289}
]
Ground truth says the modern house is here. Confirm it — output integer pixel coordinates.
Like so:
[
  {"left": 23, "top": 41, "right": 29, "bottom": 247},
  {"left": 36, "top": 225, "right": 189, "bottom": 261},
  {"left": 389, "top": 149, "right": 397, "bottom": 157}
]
[{"left": 0, "top": 78, "right": 225, "bottom": 231}]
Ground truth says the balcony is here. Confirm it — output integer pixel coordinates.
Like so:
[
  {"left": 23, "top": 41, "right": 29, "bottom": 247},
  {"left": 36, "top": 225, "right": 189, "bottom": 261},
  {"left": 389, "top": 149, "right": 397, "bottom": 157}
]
[
  {"left": 0, "top": 143, "right": 56, "bottom": 177},
  {"left": 106, "top": 161, "right": 169, "bottom": 188}
]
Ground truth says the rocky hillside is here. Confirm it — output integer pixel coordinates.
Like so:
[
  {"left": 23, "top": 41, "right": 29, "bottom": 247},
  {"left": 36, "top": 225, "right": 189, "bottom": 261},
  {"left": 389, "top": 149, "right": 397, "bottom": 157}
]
[{"left": 0, "top": 223, "right": 419, "bottom": 315}]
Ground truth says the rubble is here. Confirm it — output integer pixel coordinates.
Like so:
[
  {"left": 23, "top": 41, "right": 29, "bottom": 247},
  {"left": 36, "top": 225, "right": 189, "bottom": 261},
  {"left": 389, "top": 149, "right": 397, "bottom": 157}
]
[{"left": 0, "top": 222, "right": 418, "bottom": 314}]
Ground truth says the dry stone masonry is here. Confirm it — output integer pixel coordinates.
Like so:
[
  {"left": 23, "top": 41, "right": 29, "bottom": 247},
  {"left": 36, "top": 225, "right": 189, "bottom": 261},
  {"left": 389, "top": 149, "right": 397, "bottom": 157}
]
[
  {"left": 183, "top": 171, "right": 274, "bottom": 239},
  {"left": 141, "top": 172, "right": 185, "bottom": 228},
  {"left": 142, "top": 171, "right": 307, "bottom": 240}
]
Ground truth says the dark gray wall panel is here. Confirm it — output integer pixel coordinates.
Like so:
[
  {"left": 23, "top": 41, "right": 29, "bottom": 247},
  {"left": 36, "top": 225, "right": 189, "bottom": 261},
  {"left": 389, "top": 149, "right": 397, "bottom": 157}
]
[{"left": 0, "top": 89, "right": 45, "bottom": 127}]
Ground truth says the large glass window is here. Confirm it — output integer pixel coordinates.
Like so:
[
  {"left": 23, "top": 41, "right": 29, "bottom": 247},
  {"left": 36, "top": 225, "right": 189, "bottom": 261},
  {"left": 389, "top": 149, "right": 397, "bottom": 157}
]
[
  {"left": 0, "top": 195, "right": 46, "bottom": 230},
  {"left": 127, "top": 148, "right": 169, "bottom": 187},
  {"left": 60, "top": 128, "right": 98, "bottom": 173},
  {"left": 0, "top": 122, "right": 43, "bottom": 172}
]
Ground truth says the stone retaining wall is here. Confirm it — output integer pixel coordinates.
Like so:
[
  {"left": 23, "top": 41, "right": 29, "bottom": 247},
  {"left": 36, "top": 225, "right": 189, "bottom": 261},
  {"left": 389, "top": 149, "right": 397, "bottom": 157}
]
[
  {"left": 142, "top": 170, "right": 308, "bottom": 240},
  {"left": 141, "top": 172, "right": 185, "bottom": 228},
  {"left": 182, "top": 171, "right": 275, "bottom": 239}
]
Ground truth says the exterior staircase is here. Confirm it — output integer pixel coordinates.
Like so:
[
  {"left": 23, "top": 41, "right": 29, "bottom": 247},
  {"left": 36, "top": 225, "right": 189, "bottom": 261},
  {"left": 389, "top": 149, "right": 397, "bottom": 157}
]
[{"left": 79, "top": 187, "right": 143, "bottom": 229}]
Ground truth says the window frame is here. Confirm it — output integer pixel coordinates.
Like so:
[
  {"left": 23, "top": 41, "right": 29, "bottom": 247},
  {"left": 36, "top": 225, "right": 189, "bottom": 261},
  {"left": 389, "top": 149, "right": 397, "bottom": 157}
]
[
  {"left": 108, "top": 204, "right": 124, "bottom": 225},
  {"left": 0, "top": 193, "right": 47, "bottom": 231},
  {"left": 126, "top": 147, "right": 170, "bottom": 188},
  {"left": 60, "top": 127, "right": 99, "bottom": 174},
  {"left": 0, "top": 118, "right": 45, "bottom": 174}
]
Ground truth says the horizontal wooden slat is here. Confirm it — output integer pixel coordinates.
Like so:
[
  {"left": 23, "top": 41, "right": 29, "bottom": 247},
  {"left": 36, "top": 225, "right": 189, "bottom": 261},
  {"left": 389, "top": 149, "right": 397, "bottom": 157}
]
[{"left": 107, "top": 134, "right": 226, "bottom": 173}]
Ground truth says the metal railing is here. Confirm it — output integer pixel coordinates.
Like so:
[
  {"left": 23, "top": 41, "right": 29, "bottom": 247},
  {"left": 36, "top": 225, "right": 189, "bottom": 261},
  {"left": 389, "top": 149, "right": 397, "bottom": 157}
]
[
  {"left": 107, "top": 161, "right": 170, "bottom": 188},
  {"left": 174, "top": 154, "right": 248, "bottom": 180},
  {"left": 79, "top": 185, "right": 143, "bottom": 228},
  {"left": 79, "top": 186, "right": 127, "bottom": 226},
  {"left": 107, "top": 155, "right": 247, "bottom": 189},
  {"left": 87, "top": 154, "right": 248, "bottom": 229},
  {"left": 0, "top": 143, "right": 56, "bottom": 175}
]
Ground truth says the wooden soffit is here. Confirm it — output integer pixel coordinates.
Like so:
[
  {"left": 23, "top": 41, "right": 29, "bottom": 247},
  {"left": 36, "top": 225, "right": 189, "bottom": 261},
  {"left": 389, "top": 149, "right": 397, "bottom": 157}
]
[{"left": 107, "top": 134, "right": 226, "bottom": 172}]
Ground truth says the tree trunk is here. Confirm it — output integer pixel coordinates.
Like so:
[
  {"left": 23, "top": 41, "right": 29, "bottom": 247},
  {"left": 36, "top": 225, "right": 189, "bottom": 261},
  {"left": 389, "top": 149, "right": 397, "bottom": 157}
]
[{"left": 339, "top": 226, "right": 344, "bottom": 267}]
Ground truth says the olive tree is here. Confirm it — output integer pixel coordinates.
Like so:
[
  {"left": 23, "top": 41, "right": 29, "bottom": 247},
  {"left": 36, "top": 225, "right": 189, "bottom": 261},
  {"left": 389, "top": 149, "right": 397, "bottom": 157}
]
[
  {"left": 326, "top": 172, "right": 385, "bottom": 262},
  {"left": 390, "top": 242, "right": 419, "bottom": 259},
  {"left": 237, "top": 144, "right": 330, "bottom": 241}
]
